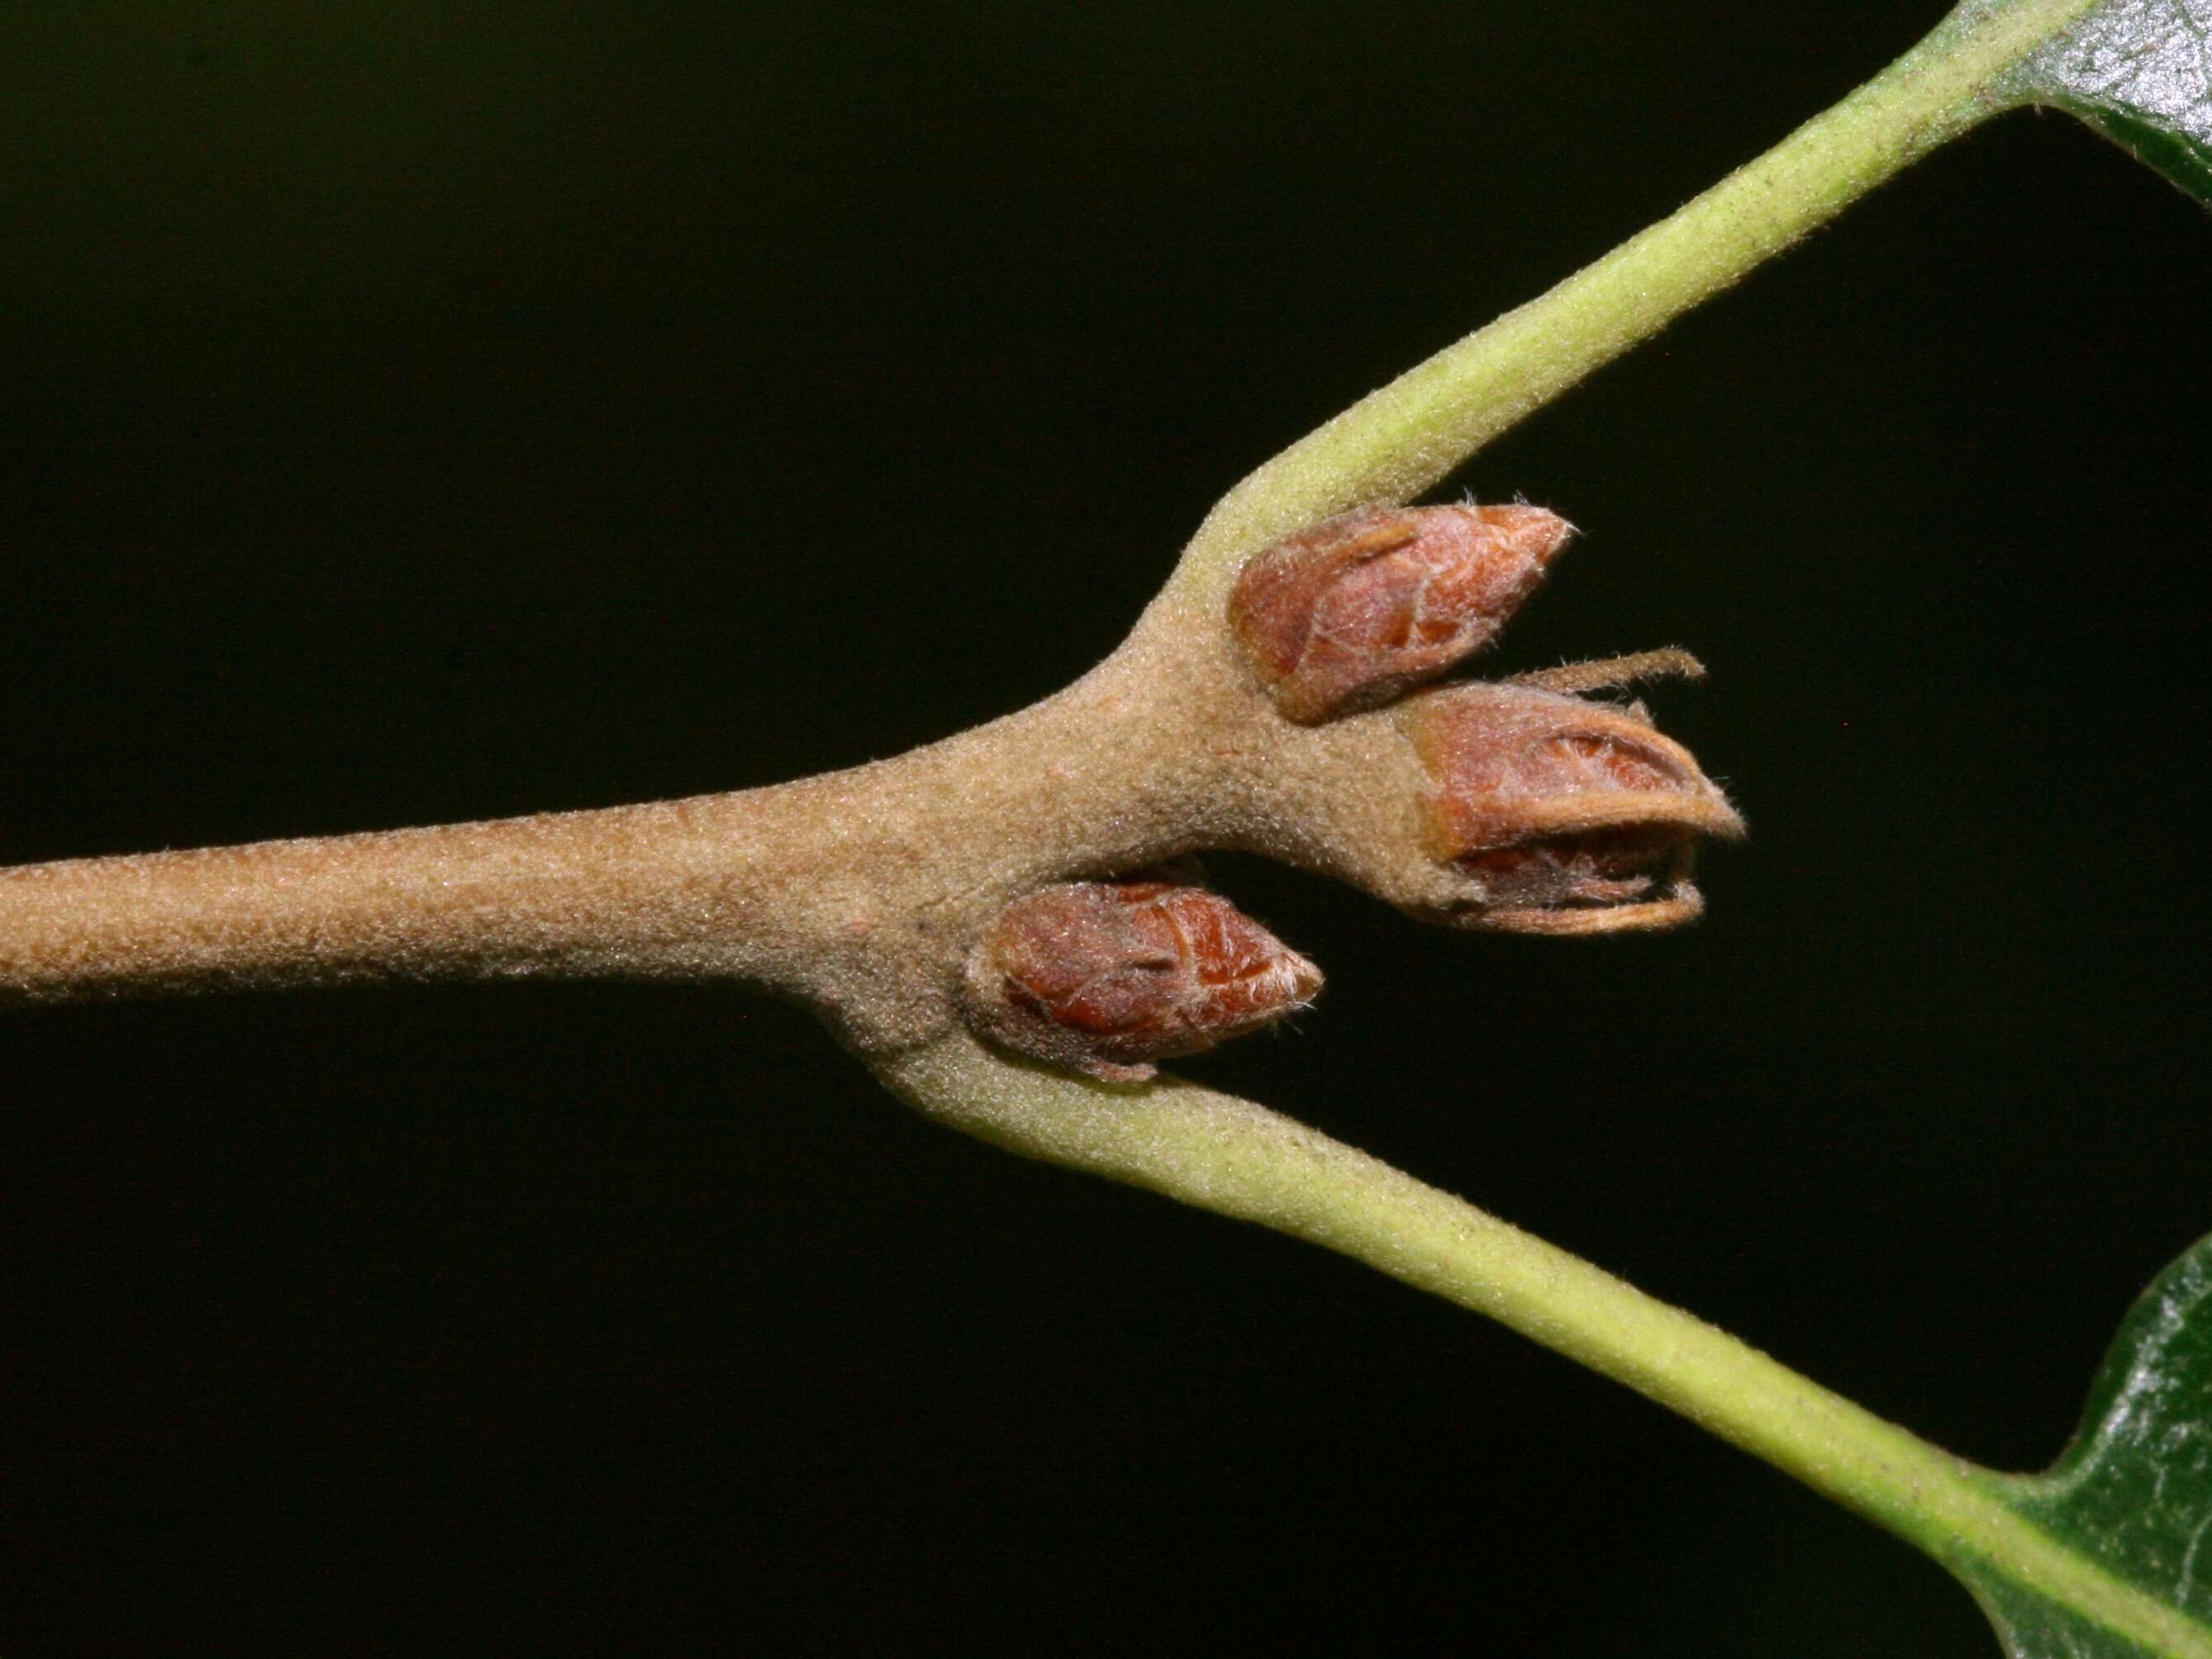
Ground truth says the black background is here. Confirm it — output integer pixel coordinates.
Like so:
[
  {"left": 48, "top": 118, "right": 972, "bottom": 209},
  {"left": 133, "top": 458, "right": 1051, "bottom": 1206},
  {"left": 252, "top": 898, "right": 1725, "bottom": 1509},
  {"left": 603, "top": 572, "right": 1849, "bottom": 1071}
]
[{"left": 5, "top": 3, "right": 2210, "bottom": 1654}]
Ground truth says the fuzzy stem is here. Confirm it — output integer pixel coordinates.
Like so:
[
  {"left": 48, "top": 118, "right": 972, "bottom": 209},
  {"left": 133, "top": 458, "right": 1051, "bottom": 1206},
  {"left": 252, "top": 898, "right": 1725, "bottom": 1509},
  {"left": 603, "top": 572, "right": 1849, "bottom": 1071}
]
[
  {"left": 0, "top": 632, "right": 1270, "bottom": 1041},
  {"left": 1159, "top": 0, "right": 2100, "bottom": 608},
  {"left": 0, "top": 796, "right": 832, "bottom": 1003},
  {"left": 888, "top": 1036, "right": 2212, "bottom": 1659}
]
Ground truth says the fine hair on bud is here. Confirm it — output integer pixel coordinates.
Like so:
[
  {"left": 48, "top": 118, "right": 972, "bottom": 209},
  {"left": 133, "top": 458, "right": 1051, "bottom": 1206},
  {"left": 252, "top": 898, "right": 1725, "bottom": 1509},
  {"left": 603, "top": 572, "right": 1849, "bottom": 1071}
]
[
  {"left": 1228, "top": 502, "right": 1573, "bottom": 725},
  {"left": 959, "top": 877, "right": 1323, "bottom": 1084}
]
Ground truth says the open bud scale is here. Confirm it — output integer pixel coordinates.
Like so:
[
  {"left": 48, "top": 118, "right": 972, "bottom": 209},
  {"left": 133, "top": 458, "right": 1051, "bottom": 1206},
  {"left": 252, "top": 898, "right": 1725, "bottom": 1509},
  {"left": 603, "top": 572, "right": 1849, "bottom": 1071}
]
[{"left": 1406, "top": 682, "right": 1744, "bottom": 935}]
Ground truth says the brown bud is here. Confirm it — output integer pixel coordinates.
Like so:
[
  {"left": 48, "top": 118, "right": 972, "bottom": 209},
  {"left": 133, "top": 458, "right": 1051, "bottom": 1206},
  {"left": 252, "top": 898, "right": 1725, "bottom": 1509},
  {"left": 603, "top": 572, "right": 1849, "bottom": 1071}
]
[
  {"left": 1406, "top": 682, "right": 1744, "bottom": 935},
  {"left": 961, "top": 878, "right": 1323, "bottom": 1084},
  {"left": 1229, "top": 503, "right": 1572, "bottom": 724}
]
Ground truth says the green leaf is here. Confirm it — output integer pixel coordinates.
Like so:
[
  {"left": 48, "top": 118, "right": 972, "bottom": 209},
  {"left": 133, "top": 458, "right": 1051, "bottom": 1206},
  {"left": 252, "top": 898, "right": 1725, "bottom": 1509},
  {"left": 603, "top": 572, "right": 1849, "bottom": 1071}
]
[
  {"left": 1960, "top": 1234, "right": 2212, "bottom": 1657},
  {"left": 2000, "top": 0, "right": 2212, "bottom": 202}
]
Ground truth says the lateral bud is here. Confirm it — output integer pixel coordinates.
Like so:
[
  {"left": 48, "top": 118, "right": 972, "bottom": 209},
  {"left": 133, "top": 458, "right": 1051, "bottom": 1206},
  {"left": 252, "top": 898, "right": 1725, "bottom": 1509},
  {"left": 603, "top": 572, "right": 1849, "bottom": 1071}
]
[
  {"left": 1229, "top": 503, "right": 1572, "bottom": 724},
  {"left": 960, "top": 877, "right": 1322, "bottom": 1084},
  {"left": 1406, "top": 682, "right": 1744, "bottom": 935}
]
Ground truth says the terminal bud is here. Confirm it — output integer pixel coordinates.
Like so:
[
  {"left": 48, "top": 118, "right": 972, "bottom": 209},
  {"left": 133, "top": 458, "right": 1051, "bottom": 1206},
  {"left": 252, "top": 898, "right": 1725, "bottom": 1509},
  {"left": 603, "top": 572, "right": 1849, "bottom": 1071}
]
[
  {"left": 1407, "top": 682, "right": 1743, "bottom": 935},
  {"left": 1230, "top": 503, "right": 1572, "bottom": 724},
  {"left": 962, "top": 877, "right": 1322, "bottom": 1083}
]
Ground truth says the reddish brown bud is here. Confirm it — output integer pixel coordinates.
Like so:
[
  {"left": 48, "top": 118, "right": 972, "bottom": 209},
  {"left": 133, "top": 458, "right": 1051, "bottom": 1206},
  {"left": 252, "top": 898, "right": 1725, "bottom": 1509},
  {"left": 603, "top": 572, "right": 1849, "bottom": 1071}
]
[
  {"left": 1229, "top": 503, "right": 1572, "bottom": 724},
  {"left": 961, "top": 878, "right": 1323, "bottom": 1084},
  {"left": 1407, "top": 682, "right": 1744, "bottom": 935}
]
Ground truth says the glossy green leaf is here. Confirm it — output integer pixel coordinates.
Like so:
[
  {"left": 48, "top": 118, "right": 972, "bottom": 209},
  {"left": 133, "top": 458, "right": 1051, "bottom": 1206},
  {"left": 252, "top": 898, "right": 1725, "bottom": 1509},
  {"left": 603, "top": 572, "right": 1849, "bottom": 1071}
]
[
  {"left": 2000, "top": 0, "right": 2212, "bottom": 202},
  {"left": 1959, "top": 1234, "right": 2212, "bottom": 1657}
]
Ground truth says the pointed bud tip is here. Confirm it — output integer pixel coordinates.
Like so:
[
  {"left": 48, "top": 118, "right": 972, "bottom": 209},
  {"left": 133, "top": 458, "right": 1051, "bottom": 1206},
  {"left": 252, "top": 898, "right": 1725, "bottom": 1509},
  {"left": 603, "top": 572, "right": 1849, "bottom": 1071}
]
[
  {"left": 962, "top": 879, "right": 1321, "bottom": 1083},
  {"left": 1230, "top": 503, "right": 1567, "bottom": 725},
  {"left": 1474, "top": 502, "right": 1577, "bottom": 568}
]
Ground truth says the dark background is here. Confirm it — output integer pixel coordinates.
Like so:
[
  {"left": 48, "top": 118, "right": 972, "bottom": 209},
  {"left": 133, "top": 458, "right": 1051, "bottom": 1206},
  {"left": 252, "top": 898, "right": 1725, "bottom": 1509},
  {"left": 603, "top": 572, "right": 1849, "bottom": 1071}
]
[{"left": 3, "top": 3, "right": 2209, "bottom": 1653}]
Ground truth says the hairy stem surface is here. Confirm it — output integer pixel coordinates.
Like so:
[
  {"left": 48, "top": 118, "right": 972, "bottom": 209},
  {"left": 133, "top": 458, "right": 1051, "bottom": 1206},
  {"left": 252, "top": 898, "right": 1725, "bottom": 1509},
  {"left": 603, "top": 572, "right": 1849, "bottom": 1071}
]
[{"left": 0, "top": 644, "right": 1217, "bottom": 1036}]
